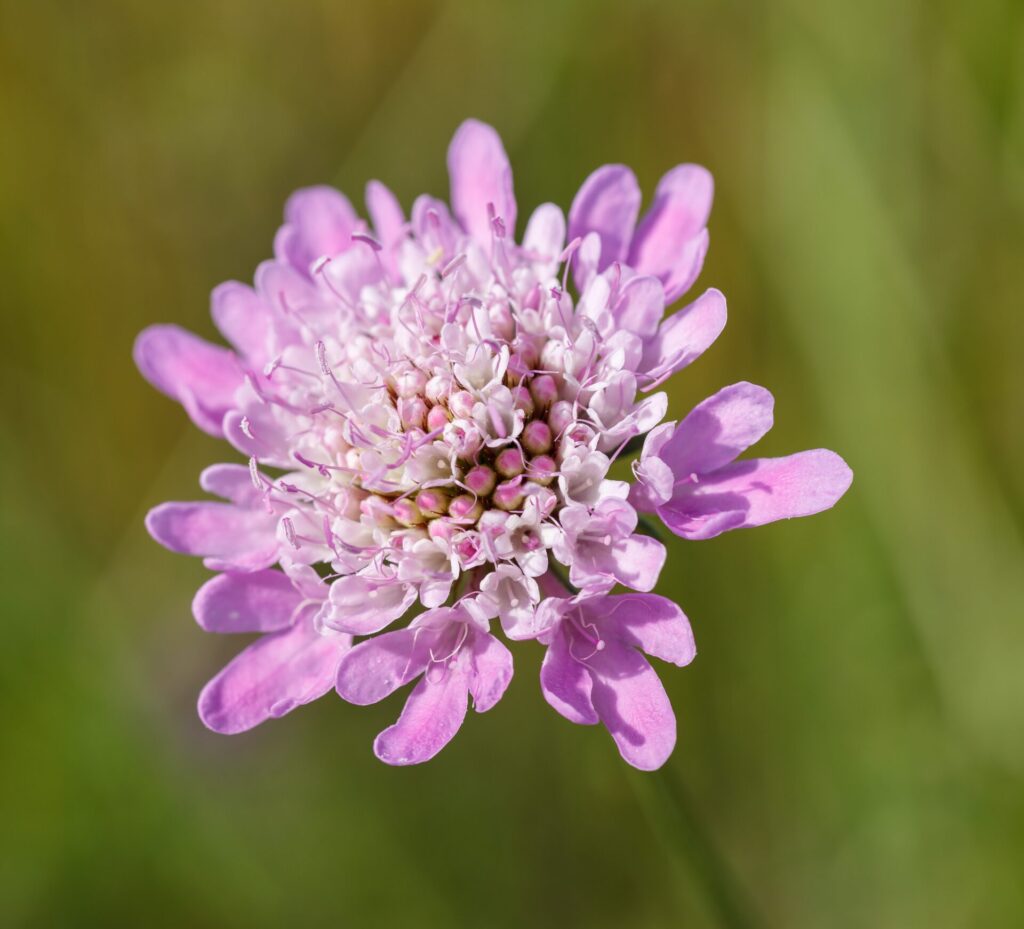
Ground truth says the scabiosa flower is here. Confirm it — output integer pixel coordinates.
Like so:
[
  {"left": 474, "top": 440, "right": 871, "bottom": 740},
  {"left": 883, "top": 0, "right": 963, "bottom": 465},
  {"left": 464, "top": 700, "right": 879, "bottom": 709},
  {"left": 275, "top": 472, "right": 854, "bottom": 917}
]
[{"left": 136, "top": 119, "right": 852, "bottom": 769}]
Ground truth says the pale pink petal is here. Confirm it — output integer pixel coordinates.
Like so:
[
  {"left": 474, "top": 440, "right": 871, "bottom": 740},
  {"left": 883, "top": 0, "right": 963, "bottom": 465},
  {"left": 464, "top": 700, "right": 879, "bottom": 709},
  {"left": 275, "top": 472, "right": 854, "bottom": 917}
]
[
  {"left": 320, "top": 244, "right": 383, "bottom": 305},
  {"left": 660, "top": 449, "right": 853, "bottom": 540},
  {"left": 588, "top": 642, "right": 677, "bottom": 771},
  {"left": 628, "top": 164, "right": 713, "bottom": 302},
  {"left": 612, "top": 275, "right": 665, "bottom": 339},
  {"left": 253, "top": 259, "right": 320, "bottom": 318},
  {"left": 365, "top": 180, "right": 405, "bottom": 245},
  {"left": 210, "top": 281, "right": 274, "bottom": 366},
  {"left": 585, "top": 594, "right": 696, "bottom": 667},
  {"left": 539, "top": 626, "right": 598, "bottom": 725},
  {"left": 468, "top": 632, "right": 513, "bottom": 713},
  {"left": 568, "top": 165, "right": 641, "bottom": 272},
  {"left": 365, "top": 180, "right": 405, "bottom": 277},
  {"left": 335, "top": 627, "right": 433, "bottom": 705},
  {"left": 411, "top": 194, "right": 460, "bottom": 257},
  {"left": 629, "top": 453, "right": 675, "bottom": 512},
  {"left": 447, "top": 119, "right": 517, "bottom": 244},
  {"left": 373, "top": 666, "right": 471, "bottom": 765},
  {"left": 607, "top": 534, "right": 666, "bottom": 592},
  {"left": 661, "top": 381, "right": 775, "bottom": 476},
  {"left": 320, "top": 576, "right": 417, "bottom": 635},
  {"left": 145, "top": 501, "right": 278, "bottom": 571},
  {"left": 199, "top": 463, "right": 264, "bottom": 507},
  {"left": 223, "top": 407, "right": 293, "bottom": 468},
  {"left": 275, "top": 185, "right": 359, "bottom": 275},
  {"left": 198, "top": 609, "right": 350, "bottom": 734},
  {"left": 133, "top": 325, "right": 242, "bottom": 436},
  {"left": 522, "top": 203, "right": 566, "bottom": 259},
  {"left": 192, "top": 570, "right": 301, "bottom": 634},
  {"left": 639, "top": 288, "right": 727, "bottom": 388}
]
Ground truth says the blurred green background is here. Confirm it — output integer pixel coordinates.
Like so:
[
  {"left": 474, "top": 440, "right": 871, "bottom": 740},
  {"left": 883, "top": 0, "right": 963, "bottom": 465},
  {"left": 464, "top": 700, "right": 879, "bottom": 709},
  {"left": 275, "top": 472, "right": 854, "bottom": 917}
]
[{"left": 2, "top": 0, "right": 1023, "bottom": 926}]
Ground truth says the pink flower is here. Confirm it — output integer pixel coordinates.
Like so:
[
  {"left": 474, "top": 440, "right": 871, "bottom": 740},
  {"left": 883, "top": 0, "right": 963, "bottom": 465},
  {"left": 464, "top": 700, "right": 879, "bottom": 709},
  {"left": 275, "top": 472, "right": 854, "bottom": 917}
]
[
  {"left": 629, "top": 382, "right": 853, "bottom": 540},
  {"left": 136, "top": 119, "right": 851, "bottom": 768},
  {"left": 533, "top": 591, "right": 696, "bottom": 771}
]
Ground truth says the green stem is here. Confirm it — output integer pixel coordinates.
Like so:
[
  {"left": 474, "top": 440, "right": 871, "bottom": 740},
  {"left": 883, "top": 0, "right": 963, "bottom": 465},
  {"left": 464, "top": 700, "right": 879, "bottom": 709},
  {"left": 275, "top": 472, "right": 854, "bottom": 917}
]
[{"left": 628, "top": 766, "right": 766, "bottom": 929}]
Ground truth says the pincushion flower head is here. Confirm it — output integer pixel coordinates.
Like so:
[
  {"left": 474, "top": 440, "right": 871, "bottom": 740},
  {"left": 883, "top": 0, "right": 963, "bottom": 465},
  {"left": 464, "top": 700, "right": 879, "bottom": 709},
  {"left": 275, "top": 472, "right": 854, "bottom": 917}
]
[{"left": 136, "top": 119, "right": 852, "bottom": 770}]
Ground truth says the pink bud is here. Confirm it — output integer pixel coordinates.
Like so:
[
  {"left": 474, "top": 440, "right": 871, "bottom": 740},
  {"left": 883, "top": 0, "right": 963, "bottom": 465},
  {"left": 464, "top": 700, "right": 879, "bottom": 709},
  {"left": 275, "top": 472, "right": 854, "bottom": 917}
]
[
  {"left": 465, "top": 464, "right": 497, "bottom": 496},
  {"left": 428, "top": 518, "right": 457, "bottom": 543},
  {"left": 449, "top": 390, "right": 475, "bottom": 419},
  {"left": 493, "top": 479, "right": 525, "bottom": 511},
  {"left": 526, "top": 454, "right": 557, "bottom": 485},
  {"left": 393, "top": 369, "right": 426, "bottom": 398},
  {"left": 425, "top": 374, "right": 453, "bottom": 403},
  {"left": 426, "top": 405, "right": 450, "bottom": 431},
  {"left": 416, "top": 489, "right": 448, "bottom": 517},
  {"left": 449, "top": 494, "right": 484, "bottom": 523},
  {"left": 548, "top": 400, "right": 574, "bottom": 435},
  {"left": 392, "top": 498, "right": 424, "bottom": 526},
  {"left": 495, "top": 447, "right": 525, "bottom": 478},
  {"left": 522, "top": 420, "right": 553, "bottom": 455},
  {"left": 528, "top": 374, "right": 558, "bottom": 408},
  {"left": 398, "top": 396, "right": 427, "bottom": 430}
]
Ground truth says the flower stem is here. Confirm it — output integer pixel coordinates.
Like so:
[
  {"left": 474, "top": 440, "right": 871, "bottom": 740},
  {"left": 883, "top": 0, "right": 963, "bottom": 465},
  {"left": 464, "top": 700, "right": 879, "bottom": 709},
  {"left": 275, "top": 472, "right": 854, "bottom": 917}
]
[{"left": 628, "top": 766, "right": 766, "bottom": 929}]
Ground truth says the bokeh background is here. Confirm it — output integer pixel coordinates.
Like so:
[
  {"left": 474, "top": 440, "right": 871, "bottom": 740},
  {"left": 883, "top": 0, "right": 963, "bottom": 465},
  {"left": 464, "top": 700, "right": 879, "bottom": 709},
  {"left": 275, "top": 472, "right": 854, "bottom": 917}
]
[{"left": 2, "top": 0, "right": 1023, "bottom": 926}]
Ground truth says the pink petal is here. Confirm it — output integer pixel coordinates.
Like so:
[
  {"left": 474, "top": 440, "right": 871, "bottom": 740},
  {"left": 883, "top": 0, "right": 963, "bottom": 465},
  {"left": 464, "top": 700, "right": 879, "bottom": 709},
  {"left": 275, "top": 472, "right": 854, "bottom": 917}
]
[
  {"left": 192, "top": 570, "right": 301, "bottom": 634},
  {"left": 661, "top": 381, "right": 775, "bottom": 477},
  {"left": 660, "top": 449, "right": 854, "bottom": 540},
  {"left": 612, "top": 275, "right": 666, "bottom": 340},
  {"left": 522, "top": 203, "right": 566, "bottom": 259},
  {"left": 133, "top": 324, "right": 242, "bottom": 436},
  {"left": 588, "top": 642, "right": 677, "bottom": 771},
  {"left": 447, "top": 119, "right": 517, "bottom": 244},
  {"left": 210, "top": 281, "right": 273, "bottom": 366},
  {"left": 223, "top": 406, "right": 293, "bottom": 468},
  {"left": 373, "top": 665, "right": 471, "bottom": 765},
  {"left": 198, "top": 608, "right": 350, "bottom": 734},
  {"left": 411, "top": 194, "right": 460, "bottom": 257},
  {"left": 145, "top": 501, "right": 278, "bottom": 572},
  {"left": 365, "top": 180, "right": 405, "bottom": 245},
  {"left": 335, "top": 627, "right": 433, "bottom": 705},
  {"left": 639, "top": 288, "right": 727, "bottom": 388},
  {"left": 629, "top": 453, "right": 675, "bottom": 512},
  {"left": 585, "top": 594, "right": 696, "bottom": 667},
  {"left": 199, "top": 463, "right": 264, "bottom": 507},
  {"left": 468, "top": 632, "right": 513, "bottom": 713},
  {"left": 275, "top": 185, "right": 359, "bottom": 276},
  {"left": 607, "top": 534, "right": 666, "bottom": 592},
  {"left": 253, "top": 259, "right": 319, "bottom": 318},
  {"left": 568, "top": 164, "right": 641, "bottom": 272},
  {"left": 320, "top": 576, "right": 417, "bottom": 635},
  {"left": 628, "top": 164, "right": 713, "bottom": 302},
  {"left": 539, "top": 625, "right": 598, "bottom": 725},
  {"left": 365, "top": 180, "right": 405, "bottom": 276}
]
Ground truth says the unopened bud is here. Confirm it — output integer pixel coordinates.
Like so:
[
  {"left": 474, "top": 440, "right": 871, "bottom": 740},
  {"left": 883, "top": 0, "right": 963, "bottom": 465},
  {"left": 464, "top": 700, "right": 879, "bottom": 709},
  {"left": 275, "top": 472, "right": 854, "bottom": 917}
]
[
  {"left": 522, "top": 420, "right": 553, "bottom": 455},
  {"left": 449, "top": 494, "right": 484, "bottom": 523},
  {"left": 465, "top": 464, "right": 497, "bottom": 496},
  {"left": 493, "top": 479, "right": 526, "bottom": 511},
  {"left": 495, "top": 447, "right": 525, "bottom": 479}
]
